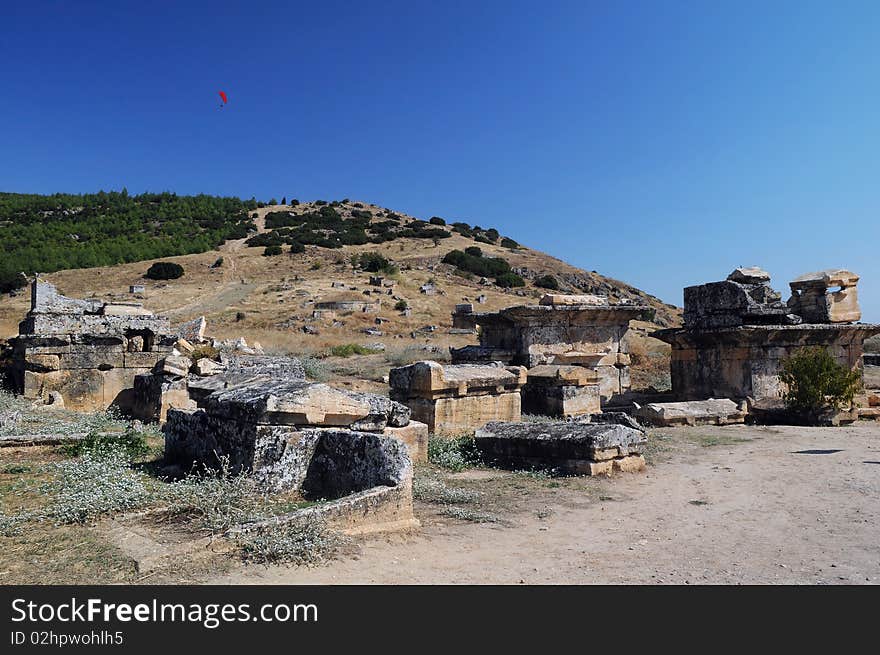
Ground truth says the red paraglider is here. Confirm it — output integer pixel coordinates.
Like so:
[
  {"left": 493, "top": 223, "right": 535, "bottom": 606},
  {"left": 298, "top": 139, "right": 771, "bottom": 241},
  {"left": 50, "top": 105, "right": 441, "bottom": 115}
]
[{"left": 218, "top": 90, "right": 228, "bottom": 108}]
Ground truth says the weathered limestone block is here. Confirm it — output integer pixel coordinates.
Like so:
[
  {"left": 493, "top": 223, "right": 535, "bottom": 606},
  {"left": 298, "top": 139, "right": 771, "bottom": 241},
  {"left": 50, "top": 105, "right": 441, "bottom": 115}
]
[
  {"left": 156, "top": 355, "right": 191, "bottom": 377},
  {"left": 788, "top": 269, "right": 861, "bottom": 323},
  {"left": 389, "top": 361, "right": 526, "bottom": 433},
  {"left": 194, "top": 358, "right": 225, "bottom": 376},
  {"left": 683, "top": 273, "right": 796, "bottom": 329},
  {"left": 539, "top": 293, "right": 607, "bottom": 306},
  {"left": 635, "top": 398, "right": 747, "bottom": 427},
  {"left": 202, "top": 379, "right": 410, "bottom": 430},
  {"left": 381, "top": 421, "right": 429, "bottom": 463},
  {"left": 521, "top": 365, "right": 601, "bottom": 417},
  {"left": 30, "top": 280, "right": 102, "bottom": 314},
  {"left": 177, "top": 316, "right": 207, "bottom": 342},
  {"left": 131, "top": 373, "right": 196, "bottom": 423},
  {"left": 164, "top": 408, "right": 322, "bottom": 491},
  {"left": 474, "top": 421, "right": 647, "bottom": 476},
  {"left": 102, "top": 303, "right": 152, "bottom": 316}
]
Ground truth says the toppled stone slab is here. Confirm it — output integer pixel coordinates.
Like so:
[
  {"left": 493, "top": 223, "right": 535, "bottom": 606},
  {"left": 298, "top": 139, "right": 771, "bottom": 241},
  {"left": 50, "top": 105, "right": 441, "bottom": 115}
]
[
  {"left": 201, "top": 380, "right": 410, "bottom": 429},
  {"left": 727, "top": 267, "right": 771, "bottom": 284},
  {"left": 635, "top": 398, "right": 747, "bottom": 427},
  {"left": 474, "top": 421, "right": 647, "bottom": 476},
  {"left": 177, "top": 316, "right": 207, "bottom": 343},
  {"left": 389, "top": 361, "right": 526, "bottom": 433}
]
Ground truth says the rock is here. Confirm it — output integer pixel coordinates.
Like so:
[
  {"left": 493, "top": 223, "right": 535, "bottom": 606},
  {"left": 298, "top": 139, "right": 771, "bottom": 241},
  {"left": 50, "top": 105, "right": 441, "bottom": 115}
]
[
  {"left": 175, "top": 338, "right": 195, "bottom": 356},
  {"left": 635, "top": 398, "right": 746, "bottom": 427},
  {"left": 789, "top": 269, "right": 861, "bottom": 323},
  {"left": 194, "top": 358, "right": 225, "bottom": 376},
  {"left": 474, "top": 421, "right": 647, "bottom": 475},
  {"left": 201, "top": 379, "right": 410, "bottom": 431},
  {"left": 389, "top": 361, "right": 526, "bottom": 433},
  {"left": 539, "top": 294, "right": 607, "bottom": 306},
  {"left": 727, "top": 267, "right": 771, "bottom": 284},
  {"left": 156, "top": 355, "right": 192, "bottom": 378},
  {"left": 177, "top": 316, "right": 207, "bottom": 342}
]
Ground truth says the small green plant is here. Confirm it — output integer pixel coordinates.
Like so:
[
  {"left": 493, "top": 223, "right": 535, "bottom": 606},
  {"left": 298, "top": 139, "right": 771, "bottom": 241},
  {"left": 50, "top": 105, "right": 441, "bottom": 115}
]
[
  {"left": 355, "top": 252, "right": 397, "bottom": 274},
  {"left": 394, "top": 299, "right": 409, "bottom": 311},
  {"left": 190, "top": 344, "right": 220, "bottom": 361},
  {"left": 329, "top": 343, "right": 382, "bottom": 357},
  {"left": 63, "top": 428, "right": 151, "bottom": 462},
  {"left": 500, "top": 237, "right": 519, "bottom": 249},
  {"left": 299, "top": 354, "right": 330, "bottom": 381},
  {"left": 413, "top": 478, "right": 481, "bottom": 504},
  {"left": 780, "top": 346, "right": 862, "bottom": 415},
  {"left": 263, "top": 245, "right": 283, "bottom": 256},
  {"left": 310, "top": 261, "right": 322, "bottom": 270},
  {"left": 427, "top": 435, "right": 480, "bottom": 472}
]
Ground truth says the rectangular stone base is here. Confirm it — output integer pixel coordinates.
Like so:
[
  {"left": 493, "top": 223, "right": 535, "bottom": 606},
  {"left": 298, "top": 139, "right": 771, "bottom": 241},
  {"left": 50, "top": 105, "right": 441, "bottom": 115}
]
[
  {"left": 382, "top": 421, "right": 429, "bottom": 463},
  {"left": 521, "top": 382, "right": 600, "bottom": 417}
]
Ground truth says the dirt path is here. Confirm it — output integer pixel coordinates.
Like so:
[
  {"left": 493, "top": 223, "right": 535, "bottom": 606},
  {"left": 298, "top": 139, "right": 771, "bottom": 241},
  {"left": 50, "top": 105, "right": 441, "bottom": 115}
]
[{"left": 208, "top": 423, "right": 880, "bottom": 584}]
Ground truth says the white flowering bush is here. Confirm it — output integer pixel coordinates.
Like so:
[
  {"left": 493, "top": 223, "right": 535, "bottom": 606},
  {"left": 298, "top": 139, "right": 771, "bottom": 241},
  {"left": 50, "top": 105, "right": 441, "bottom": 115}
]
[
  {"left": 236, "top": 515, "right": 340, "bottom": 565},
  {"left": 47, "top": 449, "right": 151, "bottom": 524},
  {"left": 413, "top": 477, "right": 481, "bottom": 504},
  {"left": 163, "top": 459, "right": 266, "bottom": 534}
]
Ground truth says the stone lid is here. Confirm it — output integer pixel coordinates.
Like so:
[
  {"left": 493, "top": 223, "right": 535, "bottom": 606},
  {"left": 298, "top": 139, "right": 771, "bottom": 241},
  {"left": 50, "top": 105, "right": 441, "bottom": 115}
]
[
  {"left": 475, "top": 421, "right": 646, "bottom": 450},
  {"left": 539, "top": 293, "right": 607, "bottom": 306},
  {"left": 526, "top": 364, "right": 597, "bottom": 385},
  {"left": 790, "top": 269, "right": 860, "bottom": 290},
  {"left": 389, "top": 360, "right": 527, "bottom": 394},
  {"left": 727, "top": 267, "right": 771, "bottom": 284}
]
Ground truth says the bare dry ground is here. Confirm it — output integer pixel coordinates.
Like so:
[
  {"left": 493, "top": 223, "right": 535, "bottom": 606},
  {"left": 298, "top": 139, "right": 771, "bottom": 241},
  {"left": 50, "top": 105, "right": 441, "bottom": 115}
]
[{"left": 207, "top": 423, "right": 880, "bottom": 585}]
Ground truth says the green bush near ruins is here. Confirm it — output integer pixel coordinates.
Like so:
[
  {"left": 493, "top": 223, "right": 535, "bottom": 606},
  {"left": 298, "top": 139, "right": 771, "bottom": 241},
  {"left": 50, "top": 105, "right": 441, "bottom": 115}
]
[{"left": 780, "top": 346, "right": 862, "bottom": 415}]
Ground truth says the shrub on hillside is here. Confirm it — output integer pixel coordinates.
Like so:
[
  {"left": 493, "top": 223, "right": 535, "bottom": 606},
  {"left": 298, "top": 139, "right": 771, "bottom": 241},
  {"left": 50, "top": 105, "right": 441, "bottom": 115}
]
[
  {"left": 501, "top": 237, "right": 519, "bottom": 249},
  {"left": 263, "top": 245, "right": 283, "bottom": 256},
  {"left": 534, "top": 274, "right": 559, "bottom": 290},
  {"left": 429, "top": 216, "right": 446, "bottom": 225},
  {"left": 495, "top": 272, "right": 526, "bottom": 288},
  {"left": 290, "top": 241, "right": 305, "bottom": 254},
  {"left": 356, "top": 252, "right": 397, "bottom": 274},
  {"left": 442, "top": 249, "right": 511, "bottom": 278},
  {"left": 464, "top": 246, "right": 483, "bottom": 257},
  {"left": 145, "top": 262, "right": 184, "bottom": 280}
]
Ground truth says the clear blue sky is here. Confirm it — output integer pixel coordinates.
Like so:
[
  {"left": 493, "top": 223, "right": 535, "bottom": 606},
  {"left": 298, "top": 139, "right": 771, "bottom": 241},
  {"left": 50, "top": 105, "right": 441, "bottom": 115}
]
[{"left": 2, "top": 1, "right": 879, "bottom": 319}]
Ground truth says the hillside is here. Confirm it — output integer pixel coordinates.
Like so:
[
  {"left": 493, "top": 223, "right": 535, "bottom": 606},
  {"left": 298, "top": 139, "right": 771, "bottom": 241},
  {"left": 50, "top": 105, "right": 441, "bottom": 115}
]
[{"left": 0, "top": 198, "right": 680, "bottom": 391}]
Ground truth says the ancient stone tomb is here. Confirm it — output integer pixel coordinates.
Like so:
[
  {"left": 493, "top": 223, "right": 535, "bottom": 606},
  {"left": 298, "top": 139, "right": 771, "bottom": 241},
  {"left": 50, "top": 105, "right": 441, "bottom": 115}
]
[
  {"left": 389, "top": 361, "right": 526, "bottom": 434},
  {"left": 164, "top": 377, "right": 422, "bottom": 534},
  {"left": 11, "top": 280, "right": 175, "bottom": 412},
  {"left": 653, "top": 267, "right": 880, "bottom": 404},
  {"left": 451, "top": 294, "right": 652, "bottom": 411}
]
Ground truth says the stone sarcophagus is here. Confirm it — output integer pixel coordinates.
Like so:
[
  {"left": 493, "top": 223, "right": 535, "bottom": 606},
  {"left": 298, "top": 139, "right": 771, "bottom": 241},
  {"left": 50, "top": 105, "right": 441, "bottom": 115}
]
[
  {"left": 450, "top": 294, "right": 651, "bottom": 406},
  {"left": 654, "top": 268, "right": 880, "bottom": 403},
  {"left": 11, "top": 280, "right": 175, "bottom": 412},
  {"left": 389, "top": 361, "right": 526, "bottom": 433}
]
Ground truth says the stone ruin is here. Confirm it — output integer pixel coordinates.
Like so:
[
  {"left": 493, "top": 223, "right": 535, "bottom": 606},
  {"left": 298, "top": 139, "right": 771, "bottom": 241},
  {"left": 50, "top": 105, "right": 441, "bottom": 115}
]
[
  {"left": 389, "top": 361, "right": 526, "bottom": 434},
  {"left": 450, "top": 293, "right": 652, "bottom": 415},
  {"left": 163, "top": 377, "right": 422, "bottom": 534},
  {"left": 10, "top": 280, "right": 175, "bottom": 412},
  {"left": 652, "top": 267, "right": 880, "bottom": 423},
  {"left": 475, "top": 421, "right": 646, "bottom": 476}
]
